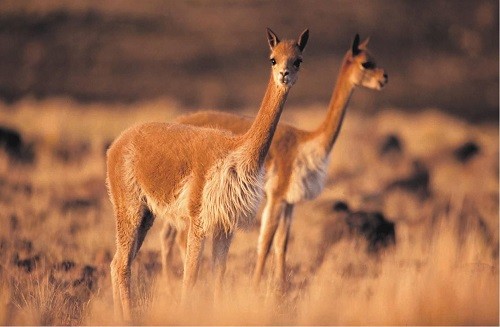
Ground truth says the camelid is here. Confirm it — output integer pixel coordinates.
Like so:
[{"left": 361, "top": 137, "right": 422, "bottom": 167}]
[
  {"left": 162, "top": 35, "right": 387, "bottom": 291},
  {"left": 106, "top": 28, "right": 309, "bottom": 322}
]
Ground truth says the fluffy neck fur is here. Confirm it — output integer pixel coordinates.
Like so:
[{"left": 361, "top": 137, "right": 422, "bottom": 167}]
[
  {"left": 312, "top": 53, "right": 355, "bottom": 152},
  {"left": 239, "top": 74, "right": 289, "bottom": 169}
]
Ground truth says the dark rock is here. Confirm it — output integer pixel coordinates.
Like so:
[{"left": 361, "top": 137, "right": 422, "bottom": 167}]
[
  {"left": 54, "top": 141, "right": 90, "bottom": 163},
  {"left": 82, "top": 265, "right": 96, "bottom": 279},
  {"left": 345, "top": 211, "right": 396, "bottom": 252},
  {"left": 13, "top": 254, "right": 40, "bottom": 273},
  {"left": 61, "top": 197, "right": 99, "bottom": 213},
  {"left": 0, "top": 238, "right": 7, "bottom": 251},
  {"left": 386, "top": 160, "right": 430, "bottom": 198},
  {"left": 332, "top": 200, "right": 350, "bottom": 212},
  {"left": 0, "top": 126, "right": 21, "bottom": 155},
  {"left": 379, "top": 134, "right": 403, "bottom": 156},
  {"left": 0, "top": 125, "right": 35, "bottom": 163},
  {"left": 14, "top": 238, "right": 33, "bottom": 253},
  {"left": 73, "top": 265, "right": 97, "bottom": 290},
  {"left": 12, "top": 182, "right": 33, "bottom": 196},
  {"left": 454, "top": 141, "right": 480, "bottom": 163},
  {"left": 10, "top": 214, "right": 18, "bottom": 230},
  {"left": 315, "top": 201, "right": 396, "bottom": 271},
  {"left": 55, "top": 260, "right": 76, "bottom": 272}
]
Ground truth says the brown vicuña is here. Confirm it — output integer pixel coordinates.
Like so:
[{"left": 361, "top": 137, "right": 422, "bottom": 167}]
[
  {"left": 106, "top": 28, "right": 309, "bottom": 322},
  {"left": 161, "top": 35, "right": 387, "bottom": 291}
]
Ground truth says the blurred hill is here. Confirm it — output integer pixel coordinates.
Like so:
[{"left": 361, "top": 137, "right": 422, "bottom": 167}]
[{"left": 0, "top": 0, "right": 498, "bottom": 122}]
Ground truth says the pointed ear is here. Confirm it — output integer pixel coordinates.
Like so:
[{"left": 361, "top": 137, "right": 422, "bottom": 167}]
[
  {"left": 360, "top": 37, "right": 370, "bottom": 49},
  {"left": 266, "top": 28, "right": 280, "bottom": 50},
  {"left": 351, "top": 34, "right": 361, "bottom": 56},
  {"left": 297, "top": 28, "right": 309, "bottom": 52}
]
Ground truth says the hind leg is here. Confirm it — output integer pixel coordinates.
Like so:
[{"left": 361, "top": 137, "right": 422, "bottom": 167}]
[
  {"left": 160, "top": 221, "right": 177, "bottom": 280},
  {"left": 272, "top": 203, "right": 294, "bottom": 292},
  {"left": 176, "top": 228, "right": 188, "bottom": 266},
  {"left": 212, "top": 229, "right": 233, "bottom": 303},
  {"left": 111, "top": 205, "right": 154, "bottom": 323}
]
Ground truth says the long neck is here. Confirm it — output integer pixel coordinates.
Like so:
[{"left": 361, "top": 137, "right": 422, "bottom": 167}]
[
  {"left": 312, "top": 55, "right": 355, "bottom": 152},
  {"left": 241, "top": 74, "right": 289, "bottom": 169}
]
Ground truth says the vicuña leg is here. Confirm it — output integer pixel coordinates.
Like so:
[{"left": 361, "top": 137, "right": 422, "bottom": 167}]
[
  {"left": 111, "top": 205, "right": 155, "bottom": 322},
  {"left": 110, "top": 248, "right": 124, "bottom": 320},
  {"left": 272, "top": 203, "right": 294, "bottom": 292},
  {"left": 181, "top": 220, "right": 205, "bottom": 304},
  {"left": 160, "top": 222, "right": 177, "bottom": 284},
  {"left": 176, "top": 227, "right": 188, "bottom": 265},
  {"left": 212, "top": 230, "right": 233, "bottom": 302},
  {"left": 253, "top": 197, "right": 285, "bottom": 287}
]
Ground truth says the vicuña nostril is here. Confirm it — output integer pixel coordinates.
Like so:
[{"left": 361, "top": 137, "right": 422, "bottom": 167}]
[
  {"left": 280, "top": 71, "right": 289, "bottom": 77},
  {"left": 383, "top": 73, "right": 388, "bottom": 81}
]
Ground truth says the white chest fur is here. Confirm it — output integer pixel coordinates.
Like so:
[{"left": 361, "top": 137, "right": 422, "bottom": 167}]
[
  {"left": 199, "top": 148, "right": 264, "bottom": 234},
  {"left": 284, "top": 140, "right": 329, "bottom": 203}
]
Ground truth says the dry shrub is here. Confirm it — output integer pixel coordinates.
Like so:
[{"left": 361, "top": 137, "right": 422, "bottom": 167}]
[{"left": 300, "top": 208, "right": 498, "bottom": 326}]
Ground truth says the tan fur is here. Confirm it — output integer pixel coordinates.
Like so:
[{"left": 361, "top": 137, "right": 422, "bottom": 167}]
[
  {"left": 162, "top": 35, "right": 387, "bottom": 291},
  {"left": 107, "top": 28, "right": 309, "bottom": 323}
]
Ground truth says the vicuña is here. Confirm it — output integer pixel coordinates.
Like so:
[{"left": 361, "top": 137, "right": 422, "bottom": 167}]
[
  {"left": 106, "top": 28, "right": 309, "bottom": 322},
  {"left": 162, "top": 34, "right": 387, "bottom": 292}
]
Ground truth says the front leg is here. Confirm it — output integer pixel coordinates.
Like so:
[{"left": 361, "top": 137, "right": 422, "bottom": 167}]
[
  {"left": 253, "top": 196, "right": 286, "bottom": 287},
  {"left": 212, "top": 229, "right": 234, "bottom": 303},
  {"left": 272, "top": 203, "right": 294, "bottom": 292}
]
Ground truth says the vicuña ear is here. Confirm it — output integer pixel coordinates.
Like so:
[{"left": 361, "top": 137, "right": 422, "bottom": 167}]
[
  {"left": 360, "top": 37, "right": 370, "bottom": 49},
  {"left": 297, "top": 28, "right": 309, "bottom": 52},
  {"left": 267, "top": 28, "right": 280, "bottom": 49},
  {"left": 352, "top": 34, "right": 361, "bottom": 56}
]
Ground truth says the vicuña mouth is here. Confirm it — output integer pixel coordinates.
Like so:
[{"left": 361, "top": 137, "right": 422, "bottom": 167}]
[{"left": 281, "top": 78, "right": 293, "bottom": 86}]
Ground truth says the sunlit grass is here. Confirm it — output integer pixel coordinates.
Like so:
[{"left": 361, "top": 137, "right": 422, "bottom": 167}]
[{"left": 0, "top": 99, "right": 497, "bottom": 325}]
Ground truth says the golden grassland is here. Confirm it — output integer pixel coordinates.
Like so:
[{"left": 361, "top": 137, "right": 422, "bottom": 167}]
[{"left": 0, "top": 98, "right": 498, "bottom": 325}]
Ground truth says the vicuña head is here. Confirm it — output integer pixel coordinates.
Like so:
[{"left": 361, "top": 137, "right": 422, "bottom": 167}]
[
  {"left": 347, "top": 34, "right": 388, "bottom": 90},
  {"left": 267, "top": 28, "right": 308, "bottom": 88}
]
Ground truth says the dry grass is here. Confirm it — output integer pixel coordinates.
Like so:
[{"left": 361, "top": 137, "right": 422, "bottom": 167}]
[{"left": 0, "top": 98, "right": 498, "bottom": 325}]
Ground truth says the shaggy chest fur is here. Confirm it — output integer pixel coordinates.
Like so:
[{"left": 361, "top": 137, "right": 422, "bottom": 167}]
[
  {"left": 283, "top": 141, "right": 329, "bottom": 203},
  {"left": 143, "top": 148, "right": 264, "bottom": 234},
  {"left": 198, "top": 149, "right": 264, "bottom": 233}
]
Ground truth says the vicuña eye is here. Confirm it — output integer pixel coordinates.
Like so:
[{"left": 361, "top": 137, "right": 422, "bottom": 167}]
[
  {"left": 362, "top": 61, "right": 376, "bottom": 69},
  {"left": 270, "top": 58, "right": 276, "bottom": 66},
  {"left": 293, "top": 58, "right": 302, "bottom": 68}
]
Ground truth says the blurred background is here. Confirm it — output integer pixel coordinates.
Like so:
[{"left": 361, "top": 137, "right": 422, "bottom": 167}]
[{"left": 0, "top": 0, "right": 498, "bottom": 122}]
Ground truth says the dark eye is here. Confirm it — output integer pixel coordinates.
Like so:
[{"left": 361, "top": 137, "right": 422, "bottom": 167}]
[
  {"left": 270, "top": 58, "right": 276, "bottom": 66},
  {"left": 362, "top": 61, "right": 376, "bottom": 69},
  {"left": 293, "top": 58, "right": 302, "bottom": 68}
]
